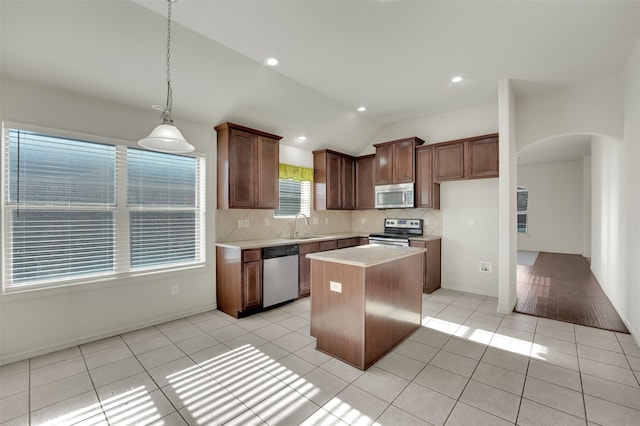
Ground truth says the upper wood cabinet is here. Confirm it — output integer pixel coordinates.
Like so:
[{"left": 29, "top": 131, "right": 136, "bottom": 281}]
[
  {"left": 467, "top": 135, "right": 499, "bottom": 179},
  {"left": 215, "top": 122, "right": 282, "bottom": 209},
  {"left": 415, "top": 146, "right": 440, "bottom": 209},
  {"left": 433, "top": 134, "right": 498, "bottom": 182},
  {"left": 313, "top": 150, "right": 355, "bottom": 210},
  {"left": 355, "top": 154, "right": 376, "bottom": 210},
  {"left": 373, "top": 137, "right": 424, "bottom": 185}
]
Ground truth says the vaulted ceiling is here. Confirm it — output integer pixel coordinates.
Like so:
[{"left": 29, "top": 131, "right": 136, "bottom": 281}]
[{"left": 2, "top": 1, "right": 640, "bottom": 156}]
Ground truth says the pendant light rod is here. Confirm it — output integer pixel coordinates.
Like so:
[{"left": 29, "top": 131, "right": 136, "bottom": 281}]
[{"left": 138, "top": 0, "right": 194, "bottom": 154}]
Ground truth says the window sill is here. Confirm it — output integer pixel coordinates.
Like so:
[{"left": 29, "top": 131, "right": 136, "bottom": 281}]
[{"left": 0, "top": 263, "right": 207, "bottom": 303}]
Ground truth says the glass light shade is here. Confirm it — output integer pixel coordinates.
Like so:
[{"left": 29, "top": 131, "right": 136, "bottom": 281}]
[{"left": 138, "top": 123, "right": 194, "bottom": 153}]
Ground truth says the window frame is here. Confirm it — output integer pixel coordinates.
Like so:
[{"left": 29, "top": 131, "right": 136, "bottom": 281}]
[
  {"left": 1, "top": 122, "right": 206, "bottom": 294},
  {"left": 517, "top": 185, "right": 528, "bottom": 234}
]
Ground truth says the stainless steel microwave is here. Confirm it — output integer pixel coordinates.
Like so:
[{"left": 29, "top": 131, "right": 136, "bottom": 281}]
[{"left": 374, "top": 183, "right": 415, "bottom": 209}]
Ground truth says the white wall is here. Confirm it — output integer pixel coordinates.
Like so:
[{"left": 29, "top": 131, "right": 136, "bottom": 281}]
[
  {"left": 517, "top": 160, "right": 585, "bottom": 254},
  {"left": 440, "top": 179, "right": 499, "bottom": 296},
  {"left": 583, "top": 155, "right": 592, "bottom": 258},
  {"left": 515, "top": 75, "right": 623, "bottom": 151},
  {"left": 590, "top": 35, "right": 640, "bottom": 341},
  {"left": 0, "top": 76, "right": 217, "bottom": 363}
]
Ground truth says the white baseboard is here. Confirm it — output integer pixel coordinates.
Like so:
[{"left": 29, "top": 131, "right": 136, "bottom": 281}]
[
  {"left": 596, "top": 285, "right": 640, "bottom": 346},
  {"left": 0, "top": 304, "right": 217, "bottom": 366},
  {"left": 440, "top": 284, "right": 498, "bottom": 298}
]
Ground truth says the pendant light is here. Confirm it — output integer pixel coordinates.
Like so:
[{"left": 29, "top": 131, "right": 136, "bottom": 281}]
[{"left": 138, "top": 0, "right": 194, "bottom": 154}]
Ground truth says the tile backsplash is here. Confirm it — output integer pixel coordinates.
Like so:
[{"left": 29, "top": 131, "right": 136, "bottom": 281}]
[{"left": 216, "top": 208, "right": 441, "bottom": 242}]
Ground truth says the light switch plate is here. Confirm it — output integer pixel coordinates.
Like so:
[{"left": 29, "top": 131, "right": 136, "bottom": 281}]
[
  {"left": 238, "top": 219, "right": 244, "bottom": 228},
  {"left": 244, "top": 219, "right": 250, "bottom": 227},
  {"left": 329, "top": 281, "right": 342, "bottom": 293},
  {"left": 312, "top": 218, "right": 319, "bottom": 225}
]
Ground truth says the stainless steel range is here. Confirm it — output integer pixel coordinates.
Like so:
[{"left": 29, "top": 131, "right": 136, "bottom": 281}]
[{"left": 368, "top": 218, "right": 423, "bottom": 247}]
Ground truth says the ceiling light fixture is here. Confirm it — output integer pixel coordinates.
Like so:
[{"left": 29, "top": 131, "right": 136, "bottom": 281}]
[
  {"left": 451, "top": 75, "right": 464, "bottom": 83},
  {"left": 138, "top": 0, "right": 194, "bottom": 154},
  {"left": 296, "top": 135, "right": 307, "bottom": 142},
  {"left": 357, "top": 106, "right": 367, "bottom": 112},
  {"left": 265, "top": 57, "right": 279, "bottom": 66}
]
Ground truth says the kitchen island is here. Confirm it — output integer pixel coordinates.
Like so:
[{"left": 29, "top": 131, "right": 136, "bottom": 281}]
[{"left": 307, "top": 244, "right": 425, "bottom": 370}]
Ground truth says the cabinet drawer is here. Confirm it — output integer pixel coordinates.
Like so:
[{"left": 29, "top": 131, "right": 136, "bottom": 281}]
[
  {"left": 319, "top": 240, "right": 338, "bottom": 251},
  {"left": 242, "top": 249, "right": 261, "bottom": 262},
  {"left": 299, "top": 242, "right": 320, "bottom": 255}
]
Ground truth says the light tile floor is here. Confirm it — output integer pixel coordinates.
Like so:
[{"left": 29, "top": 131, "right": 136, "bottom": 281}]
[{"left": 1, "top": 289, "right": 640, "bottom": 425}]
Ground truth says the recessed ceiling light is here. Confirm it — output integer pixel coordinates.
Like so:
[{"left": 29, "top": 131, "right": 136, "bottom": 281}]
[
  {"left": 296, "top": 135, "right": 307, "bottom": 142},
  {"left": 265, "top": 57, "right": 279, "bottom": 66},
  {"left": 357, "top": 106, "right": 367, "bottom": 112},
  {"left": 451, "top": 75, "right": 464, "bottom": 83}
]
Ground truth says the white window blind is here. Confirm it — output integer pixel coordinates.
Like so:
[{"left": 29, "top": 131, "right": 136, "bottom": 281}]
[
  {"left": 3, "top": 127, "right": 205, "bottom": 292},
  {"left": 274, "top": 180, "right": 311, "bottom": 217}
]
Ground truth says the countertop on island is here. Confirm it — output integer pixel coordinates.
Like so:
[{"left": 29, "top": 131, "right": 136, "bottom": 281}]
[{"left": 306, "top": 244, "right": 426, "bottom": 268}]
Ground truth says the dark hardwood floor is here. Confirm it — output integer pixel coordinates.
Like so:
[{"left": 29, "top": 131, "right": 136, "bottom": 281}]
[{"left": 515, "top": 252, "right": 629, "bottom": 333}]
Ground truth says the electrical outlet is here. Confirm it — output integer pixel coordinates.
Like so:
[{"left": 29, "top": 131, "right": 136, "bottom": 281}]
[
  {"left": 325, "top": 218, "right": 329, "bottom": 225},
  {"left": 468, "top": 219, "right": 475, "bottom": 227},
  {"left": 312, "top": 218, "right": 318, "bottom": 225},
  {"left": 479, "top": 261, "right": 492, "bottom": 273},
  {"left": 360, "top": 218, "right": 365, "bottom": 224},
  {"left": 424, "top": 218, "right": 428, "bottom": 225},
  {"left": 171, "top": 284, "right": 179, "bottom": 295},
  {"left": 264, "top": 218, "right": 270, "bottom": 227},
  {"left": 329, "top": 281, "right": 342, "bottom": 293},
  {"left": 238, "top": 219, "right": 244, "bottom": 228}
]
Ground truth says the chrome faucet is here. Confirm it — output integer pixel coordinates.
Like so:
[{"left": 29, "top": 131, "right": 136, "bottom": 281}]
[{"left": 293, "top": 213, "right": 310, "bottom": 238}]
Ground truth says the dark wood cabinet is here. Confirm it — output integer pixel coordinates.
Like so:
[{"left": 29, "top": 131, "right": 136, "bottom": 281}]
[
  {"left": 242, "top": 252, "right": 262, "bottom": 312},
  {"left": 216, "top": 246, "right": 263, "bottom": 318},
  {"left": 467, "top": 136, "right": 499, "bottom": 179},
  {"left": 313, "top": 150, "right": 355, "bottom": 210},
  {"left": 337, "top": 237, "right": 361, "bottom": 249},
  {"left": 298, "top": 242, "right": 320, "bottom": 297},
  {"left": 374, "top": 137, "right": 424, "bottom": 185},
  {"left": 433, "top": 142, "right": 465, "bottom": 182},
  {"left": 415, "top": 146, "right": 440, "bottom": 209},
  {"left": 409, "top": 239, "right": 442, "bottom": 294},
  {"left": 433, "top": 134, "right": 498, "bottom": 182},
  {"left": 215, "top": 122, "right": 282, "bottom": 209},
  {"left": 356, "top": 154, "right": 376, "bottom": 210},
  {"left": 318, "top": 239, "right": 338, "bottom": 252}
]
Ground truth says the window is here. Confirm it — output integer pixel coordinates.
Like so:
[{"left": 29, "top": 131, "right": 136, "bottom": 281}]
[
  {"left": 517, "top": 185, "right": 528, "bottom": 233},
  {"left": 3, "top": 126, "right": 205, "bottom": 291},
  {"left": 273, "top": 164, "right": 312, "bottom": 218}
]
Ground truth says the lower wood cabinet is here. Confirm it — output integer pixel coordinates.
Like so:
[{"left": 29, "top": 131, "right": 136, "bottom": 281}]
[
  {"left": 298, "top": 242, "right": 320, "bottom": 297},
  {"left": 409, "top": 239, "right": 442, "bottom": 293},
  {"left": 216, "top": 247, "right": 262, "bottom": 318},
  {"left": 337, "top": 237, "right": 361, "bottom": 248}
]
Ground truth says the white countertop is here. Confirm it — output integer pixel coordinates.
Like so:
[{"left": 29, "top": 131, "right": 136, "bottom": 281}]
[
  {"left": 215, "top": 233, "right": 441, "bottom": 250},
  {"left": 306, "top": 244, "right": 426, "bottom": 268},
  {"left": 215, "top": 233, "right": 365, "bottom": 249}
]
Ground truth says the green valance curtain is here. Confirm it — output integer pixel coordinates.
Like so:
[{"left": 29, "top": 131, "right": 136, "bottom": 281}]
[{"left": 279, "top": 163, "right": 314, "bottom": 181}]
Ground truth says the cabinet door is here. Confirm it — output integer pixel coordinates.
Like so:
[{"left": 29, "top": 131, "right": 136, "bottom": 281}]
[
  {"left": 392, "top": 140, "right": 415, "bottom": 183},
  {"left": 434, "top": 142, "right": 465, "bottom": 182},
  {"left": 257, "top": 136, "right": 279, "bottom": 208},
  {"left": 298, "top": 242, "right": 320, "bottom": 297},
  {"left": 342, "top": 156, "right": 355, "bottom": 210},
  {"left": 467, "top": 137, "right": 499, "bottom": 179},
  {"left": 425, "top": 240, "right": 441, "bottom": 294},
  {"left": 409, "top": 240, "right": 427, "bottom": 292},
  {"left": 229, "top": 130, "right": 256, "bottom": 208},
  {"left": 375, "top": 144, "right": 393, "bottom": 185},
  {"left": 356, "top": 155, "right": 375, "bottom": 210},
  {"left": 326, "top": 153, "right": 343, "bottom": 209},
  {"left": 242, "top": 260, "right": 262, "bottom": 311},
  {"left": 415, "top": 147, "right": 438, "bottom": 208}
]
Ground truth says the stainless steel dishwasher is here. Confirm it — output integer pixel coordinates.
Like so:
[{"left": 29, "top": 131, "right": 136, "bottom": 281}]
[{"left": 262, "top": 244, "right": 299, "bottom": 308}]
